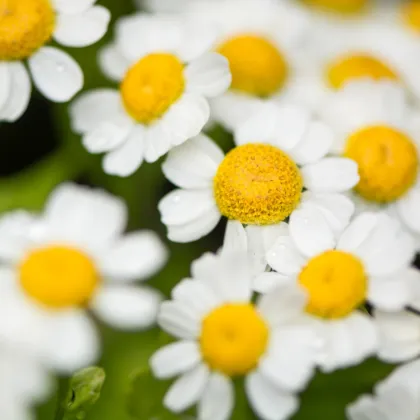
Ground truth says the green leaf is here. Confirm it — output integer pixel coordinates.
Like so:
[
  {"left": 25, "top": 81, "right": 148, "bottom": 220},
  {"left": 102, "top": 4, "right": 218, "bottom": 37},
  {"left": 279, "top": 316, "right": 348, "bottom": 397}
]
[{"left": 61, "top": 367, "right": 106, "bottom": 420}]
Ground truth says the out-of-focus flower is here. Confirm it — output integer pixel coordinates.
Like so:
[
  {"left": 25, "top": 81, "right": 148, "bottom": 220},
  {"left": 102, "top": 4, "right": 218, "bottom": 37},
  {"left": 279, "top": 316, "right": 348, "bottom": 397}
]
[
  {"left": 320, "top": 80, "right": 420, "bottom": 249},
  {"left": 262, "top": 212, "right": 416, "bottom": 372},
  {"left": 0, "top": 0, "right": 111, "bottom": 122},
  {"left": 182, "top": 0, "right": 312, "bottom": 130},
  {"left": 0, "top": 183, "right": 168, "bottom": 373},
  {"left": 298, "top": 0, "right": 370, "bottom": 15},
  {"left": 347, "top": 358, "right": 420, "bottom": 420},
  {"left": 159, "top": 103, "right": 358, "bottom": 243},
  {"left": 70, "top": 13, "right": 231, "bottom": 177},
  {"left": 150, "top": 251, "right": 320, "bottom": 420}
]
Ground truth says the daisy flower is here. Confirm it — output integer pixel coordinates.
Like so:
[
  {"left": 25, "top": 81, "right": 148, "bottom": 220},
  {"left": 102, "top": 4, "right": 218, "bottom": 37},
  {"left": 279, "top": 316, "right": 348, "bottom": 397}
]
[
  {"left": 150, "top": 251, "right": 320, "bottom": 420},
  {"left": 347, "top": 358, "right": 420, "bottom": 420},
  {"left": 0, "top": 0, "right": 111, "bottom": 122},
  {"left": 70, "top": 13, "right": 231, "bottom": 177},
  {"left": 159, "top": 102, "right": 359, "bottom": 243},
  {"left": 291, "top": 20, "right": 420, "bottom": 111},
  {"left": 261, "top": 212, "right": 416, "bottom": 371},
  {"left": 182, "top": 0, "right": 312, "bottom": 130},
  {"left": 0, "top": 183, "right": 168, "bottom": 373},
  {"left": 319, "top": 80, "right": 420, "bottom": 248}
]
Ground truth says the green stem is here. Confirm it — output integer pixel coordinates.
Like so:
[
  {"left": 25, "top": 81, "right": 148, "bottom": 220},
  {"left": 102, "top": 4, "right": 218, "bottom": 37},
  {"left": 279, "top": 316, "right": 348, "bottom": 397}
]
[{"left": 54, "top": 377, "right": 70, "bottom": 420}]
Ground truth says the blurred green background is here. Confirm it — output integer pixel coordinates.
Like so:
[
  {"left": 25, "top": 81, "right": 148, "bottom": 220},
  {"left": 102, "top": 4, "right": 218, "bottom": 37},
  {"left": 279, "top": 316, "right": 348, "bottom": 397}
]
[{"left": 0, "top": 0, "right": 401, "bottom": 418}]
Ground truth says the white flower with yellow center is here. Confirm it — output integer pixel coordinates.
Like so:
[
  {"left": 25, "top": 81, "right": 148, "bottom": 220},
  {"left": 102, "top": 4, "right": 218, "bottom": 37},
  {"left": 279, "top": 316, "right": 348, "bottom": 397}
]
[
  {"left": 292, "top": 20, "right": 420, "bottom": 111},
  {"left": 150, "top": 251, "right": 320, "bottom": 420},
  {"left": 347, "top": 358, "right": 420, "bottom": 420},
  {"left": 159, "top": 103, "right": 359, "bottom": 243},
  {"left": 320, "top": 80, "right": 420, "bottom": 248},
  {"left": 261, "top": 212, "right": 416, "bottom": 371},
  {"left": 70, "top": 14, "right": 231, "bottom": 177},
  {"left": 0, "top": 183, "right": 168, "bottom": 373},
  {"left": 0, "top": 0, "right": 110, "bottom": 122},
  {"left": 182, "top": 0, "right": 311, "bottom": 130}
]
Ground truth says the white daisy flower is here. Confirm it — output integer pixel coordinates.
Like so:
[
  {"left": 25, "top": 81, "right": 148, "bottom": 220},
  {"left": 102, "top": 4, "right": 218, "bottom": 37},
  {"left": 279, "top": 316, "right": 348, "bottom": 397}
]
[
  {"left": 0, "top": 0, "right": 111, "bottom": 122},
  {"left": 261, "top": 212, "right": 416, "bottom": 371},
  {"left": 182, "top": 0, "right": 312, "bottom": 130},
  {"left": 320, "top": 80, "right": 420, "bottom": 249},
  {"left": 150, "top": 251, "right": 320, "bottom": 420},
  {"left": 70, "top": 13, "right": 231, "bottom": 177},
  {"left": 291, "top": 20, "right": 420, "bottom": 111},
  {"left": 347, "top": 358, "right": 420, "bottom": 420},
  {"left": 0, "top": 183, "right": 168, "bottom": 373},
  {"left": 159, "top": 102, "right": 359, "bottom": 243}
]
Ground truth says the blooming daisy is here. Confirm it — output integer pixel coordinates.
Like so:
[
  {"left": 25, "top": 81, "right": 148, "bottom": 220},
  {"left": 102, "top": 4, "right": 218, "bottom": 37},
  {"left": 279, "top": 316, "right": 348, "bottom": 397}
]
[
  {"left": 0, "top": 183, "right": 168, "bottom": 373},
  {"left": 159, "top": 102, "right": 359, "bottom": 243},
  {"left": 0, "top": 0, "right": 111, "bottom": 122},
  {"left": 347, "top": 358, "right": 420, "bottom": 420},
  {"left": 319, "top": 80, "right": 420, "bottom": 248},
  {"left": 150, "top": 251, "right": 320, "bottom": 420},
  {"left": 181, "top": 0, "right": 312, "bottom": 130},
  {"left": 261, "top": 212, "right": 416, "bottom": 371},
  {"left": 70, "top": 13, "right": 231, "bottom": 177}
]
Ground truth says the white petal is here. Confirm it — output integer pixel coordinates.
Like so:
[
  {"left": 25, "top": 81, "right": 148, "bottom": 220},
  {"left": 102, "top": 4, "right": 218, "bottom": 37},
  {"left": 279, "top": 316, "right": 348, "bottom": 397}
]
[
  {"left": 302, "top": 158, "right": 359, "bottom": 193},
  {"left": 162, "top": 134, "right": 223, "bottom": 189},
  {"left": 98, "top": 43, "right": 130, "bottom": 82},
  {"left": 52, "top": 0, "right": 96, "bottom": 14},
  {"left": 254, "top": 272, "right": 291, "bottom": 294},
  {"left": 69, "top": 88, "right": 123, "bottom": 133},
  {"left": 144, "top": 122, "right": 174, "bottom": 163},
  {"left": 289, "top": 208, "right": 336, "bottom": 258},
  {"left": 150, "top": 341, "right": 201, "bottom": 379},
  {"left": 368, "top": 275, "right": 410, "bottom": 312},
  {"left": 44, "top": 183, "right": 127, "bottom": 247},
  {"left": 198, "top": 373, "right": 234, "bottom": 420},
  {"left": 92, "top": 285, "right": 162, "bottom": 330},
  {"left": 164, "top": 364, "right": 209, "bottom": 413},
  {"left": 82, "top": 121, "right": 130, "bottom": 154},
  {"left": 54, "top": 6, "right": 110, "bottom": 47},
  {"left": 161, "top": 93, "right": 210, "bottom": 146},
  {"left": 396, "top": 187, "right": 420, "bottom": 234},
  {"left": 0, "top": 62, "right": 11, "bottom": 112},
  {"left": 158, "top": 301, "right": 200, "bottom": 339},
  {"left": 221, "top": 220, "right": 247, "bottom": 255},
  {"left": 289, "top": 121, "right": 333, "bottom": 165},
  {"left": 0, "top": 62, "right": 31, "bottom": 122},
  {"left": 185, "top": 53, "right": 231, "bottom": 97},
  {"left": 28, "top": 47, "right": 83, "bottom": 102},
  {"left": 245, "top": 371, "right": 299, "bottom": 420},
  {"left": 102, "top": 127, "right": 146, "bottom": 177},
  {"left": 100, "top": 231, "right": 168, "bottom": 281},
  {"left": 43, "top": 311, "right": 100, "bottom": 373}
]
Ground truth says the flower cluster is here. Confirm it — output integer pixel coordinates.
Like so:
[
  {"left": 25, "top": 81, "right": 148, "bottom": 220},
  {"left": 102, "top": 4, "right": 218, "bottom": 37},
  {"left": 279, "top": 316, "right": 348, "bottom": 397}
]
[{"left": 3, "top": 0, "right": 420, "bottom": 419}]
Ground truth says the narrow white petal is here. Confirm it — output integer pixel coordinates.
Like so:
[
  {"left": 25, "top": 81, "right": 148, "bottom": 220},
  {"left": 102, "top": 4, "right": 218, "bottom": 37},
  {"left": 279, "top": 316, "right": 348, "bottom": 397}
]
[
  {"left": 198, "top": 373, "right": 234, "bottom": 420},
  {"left": 185, "top": 52, "right": 231, "bottom": 97},
  {"left": 150, "top": 341, "right": 201, "bottom": 379},
  {"left": 144, "top": 122, "right": 174, "bottom": 163},
  {"left": 158, "top": 301, "right": 200, "bottom": 339},
  {"left": 396, "top": 188, "right": 420, "bottom": 234},
  {"left": 254, "top": 272, "right": 292, "bottom": 294},
  {"left": 221, "top": 220, "right": 248, "bottom": 255},
  {"left": 52, "top": 0, "right": 95, "bottom": 14},
  {"left": 368, "top": 275, "right": 410, "bottom": 312},
  {"left": 54, "top": 6, "right": 110, "bottom": 47},
  {"left": 98, "top": 43, "right": 130, "bottom": 82},
  {"left": 82, "top": 121, "right": 130, "bottom": 154},
  {"left": 28, "top": 47, "right": 83, "bottom": 102},
  {"left": 0, "top": 63, "right": 11, "bottom": 112}
]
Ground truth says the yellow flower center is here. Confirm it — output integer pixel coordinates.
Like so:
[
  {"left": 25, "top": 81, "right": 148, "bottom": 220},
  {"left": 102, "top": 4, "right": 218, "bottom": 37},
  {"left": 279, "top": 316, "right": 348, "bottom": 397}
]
[
  {"left": 120, "top": 53, "right": 185, "bottom": 124},
  {"left": 0, "top": 0, "right": 55, "bottom": 61},
  {"left": 402, "top": 1, "right": 420, "bottom": 33},
  {"left": 327, "top": 54, "right": 399, "bottom": 89},
  {"left": 214, "top": 144, "right": 303, "bottom": 225},
  {"left": 19, "top": 246, "right": 99, "bottom": 309},
  {"left": 299, "top": 250, "right": 367, "bottom": 319},
  {"left": 301, "top": 0, "right": 368, "bottom": 14},
  {"left": 217, "top": 34, "right": 288, "bottom": 97},
  {"left": 200, "top": 304, "right": 269, "bottom": 377},
  {"left": 345, "top": 125, "right": 419, "bottom": 203}
]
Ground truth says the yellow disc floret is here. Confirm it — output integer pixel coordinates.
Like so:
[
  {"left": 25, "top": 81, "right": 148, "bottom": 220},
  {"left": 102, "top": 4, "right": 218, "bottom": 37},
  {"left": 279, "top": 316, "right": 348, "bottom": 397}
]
[
  {"left": 345, "top": 125, "right": 419, "bottom": 203},
  {"left": 20, "top": 246, "right": 99, "bottom": 309},
  {"left": 121, "top": 53, "right": 185, "bottom": 124},
  {"left": 217, "top": 34, "right": 288, "bottom": 97},
  {"left": 0, "top": 0, "right": 55, "bottom": 61},
  {"left": 214, "top": 144, "right": 303, "bottom": 225},
  {"left": 200, "top": 304, "right": 269, "bottom": 377},
  {"left": 299, "top": 250, "right": 367, "bottom": 319},
  {"left": 402, "top": 1, "right": 420, "bottom": 32},
  {"left": 327, "top": 54, "right": 399, "bottom": 89},
  {"left": 301, "top": 0, "right": 368, "bottom": 14}
]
